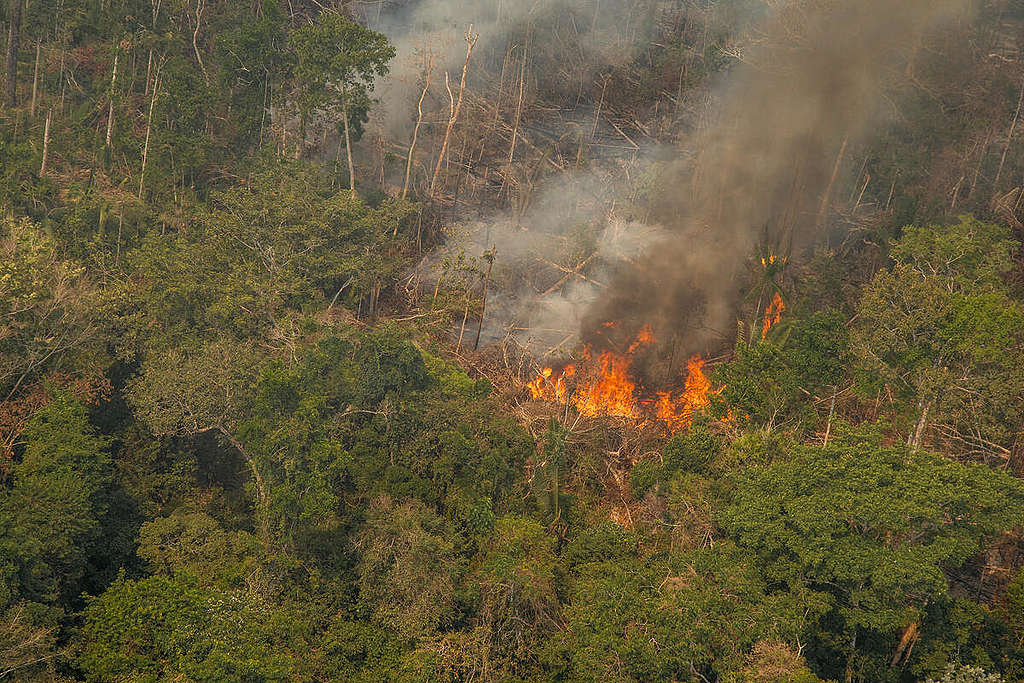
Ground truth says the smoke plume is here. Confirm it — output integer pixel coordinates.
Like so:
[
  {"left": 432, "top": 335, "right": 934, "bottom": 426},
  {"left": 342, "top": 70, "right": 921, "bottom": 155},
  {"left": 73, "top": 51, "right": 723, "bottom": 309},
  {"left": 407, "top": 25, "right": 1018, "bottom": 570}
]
[
  {"left": 373, "top": 1, "right": 973, "bottom": 367},
  {"left": 583, "top": 0, "right": 973, "bottom": 360}
]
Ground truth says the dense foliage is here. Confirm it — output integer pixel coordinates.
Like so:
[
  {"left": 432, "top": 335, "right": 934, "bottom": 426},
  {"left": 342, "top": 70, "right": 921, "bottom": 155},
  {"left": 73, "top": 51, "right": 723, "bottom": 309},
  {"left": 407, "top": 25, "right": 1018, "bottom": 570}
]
[{"left": 1, "top": 1, "right": 1023, "bottom": 682}]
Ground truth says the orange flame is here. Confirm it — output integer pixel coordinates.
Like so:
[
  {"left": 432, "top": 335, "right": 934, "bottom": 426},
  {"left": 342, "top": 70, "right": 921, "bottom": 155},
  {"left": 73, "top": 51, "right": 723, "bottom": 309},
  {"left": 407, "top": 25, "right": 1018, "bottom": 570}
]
[
  {"left": 527, "top": 368, "right": 553, "bottom": 400},
  {"left": 761, "top": 252, "right": 787, "bottom": 269},
  {"left": 574, "top": 348, "right": 643, "bottom": 419},
  {"left": 762, "top": 292, "right": 785, "bottom": 338},
  {"left": 527, "top": 326, "right": 711, "bottom": 432},
  {"left": 655, "top": 356, "right": 712, "bottom": 430}
]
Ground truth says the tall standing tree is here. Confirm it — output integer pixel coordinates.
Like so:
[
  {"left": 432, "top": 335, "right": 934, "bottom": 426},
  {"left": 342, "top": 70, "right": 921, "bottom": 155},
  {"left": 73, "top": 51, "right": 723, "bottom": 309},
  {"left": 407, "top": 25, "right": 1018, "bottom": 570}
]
[
  {"left": 851, "top": 217, "right": 1024, "bottom": 454},
  {"left": 5, "top": 0, "right": 21, "bottom": 107},
  {"left": 287, "top": 13, "right": 394, "bottom": 197}
]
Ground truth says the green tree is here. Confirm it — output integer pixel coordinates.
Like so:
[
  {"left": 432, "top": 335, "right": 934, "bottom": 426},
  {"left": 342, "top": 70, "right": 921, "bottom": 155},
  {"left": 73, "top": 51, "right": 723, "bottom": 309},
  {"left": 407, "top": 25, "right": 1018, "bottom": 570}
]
[
  {"left": 721, "top": 426, "right": 1024, "bottom": 680},
  {"left": 212, "top": 0, "right": 288, "bottom": 151},
  {"left": 852, "top": 217, "right": 1024, "bottom": 454},
  {"left": 475, "top": 516, "right": 560, "bottom": 673},
  {"left": 0, "top": 392, "right": 111, "bottom": 608},
  {"left": 78, "top": 570, "right": 404, "bottom": 682},
  {"left": 555, "top": 545, "right": 817, "bottom": 682},
  {"left": 137, "top": 510, "right": 259, "bottom": 587},
  {"left": 722, "top": 641, "right": 827, "bottom": 683},
  {"left": 287, "top": 13, "right": 394, "bottom": 194},
  {"left": 0, "top": 392, "right": 111, "bottom": 678},
  {"left": 712, "top": 311, "right": 849, "bottom": 433},
  {"left": 112, "top": 161, "right": 413, "bottom": 355},
  {"left": 927, "top": 663, "right": 1005, "bottom": 683},
  {"left": 533, "top": 418, "right": 568, "bottom": 525},
  {"left": 0, "top": 601, "right": 62, "bottom": 680},
  {"left": 77, "top": 574, "right": 211, "bottom": 682},
  {"left": 355, "top": 497, "right": 463, "bottom": 642},
  {"left": 0, "top": 219, "right": 100, "bottom": 401}
]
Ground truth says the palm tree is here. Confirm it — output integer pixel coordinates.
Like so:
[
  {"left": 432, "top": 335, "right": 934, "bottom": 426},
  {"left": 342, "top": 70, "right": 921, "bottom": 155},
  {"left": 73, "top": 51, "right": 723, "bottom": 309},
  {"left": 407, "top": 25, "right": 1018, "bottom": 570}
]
[{"left": 744, "top": 236, "right": 791, "bottom": 345}]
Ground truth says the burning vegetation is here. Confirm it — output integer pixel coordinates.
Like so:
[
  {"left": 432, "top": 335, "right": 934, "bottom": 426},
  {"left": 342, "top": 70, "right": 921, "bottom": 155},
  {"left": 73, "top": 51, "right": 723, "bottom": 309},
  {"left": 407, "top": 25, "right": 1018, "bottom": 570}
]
[
  {"left": 762, "top": 292, "right": 785, "bottom": 338},
  {"left": 526, "top": 248, "right": 791, "bottom": 431},
  {"left": 527, "top": 325, "right": 713, "bottom": 432}
]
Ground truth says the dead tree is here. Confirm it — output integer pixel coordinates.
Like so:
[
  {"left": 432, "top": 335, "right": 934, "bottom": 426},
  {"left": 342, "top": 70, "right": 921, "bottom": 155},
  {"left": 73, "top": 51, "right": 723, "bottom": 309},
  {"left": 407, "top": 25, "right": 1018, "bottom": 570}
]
[
  {"left": 430, "top": 25, "right": 478, "bottom": 198},
  {"left": 403, "top": 52, "right": 434, "bottom": 200},
  {"left": 341, "top": 102, "right": 354, "bottom": 198},
  {"left": 139, "top": 60, "right": 163, "bottom": 198},
  {"left": 29, "top": 39, "right": 39, "bottom": 117},
  {"left": 39, "top": 108, "right": 50, "bottom": 175},
  {"left": 5, "top": 0, "right": 22, "bottom": 107},
  {"left": 500, "top": 46, "right": 526, "bottom": 202},
  {"left": 105, "top": 47, "right": 119, "bottom": 146},
  {"left": 473, "top": 247, "right": 496, "bottom": 351},
  {"left": 995, "top": 78, "right": 1024, "bottom": 190}
]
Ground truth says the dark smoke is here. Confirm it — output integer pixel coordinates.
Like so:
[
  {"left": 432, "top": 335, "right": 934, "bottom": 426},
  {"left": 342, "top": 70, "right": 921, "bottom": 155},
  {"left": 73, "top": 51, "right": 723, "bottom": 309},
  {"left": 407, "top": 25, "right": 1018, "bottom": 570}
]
[{"left": 581, "top": 0, "right": 973, "bottom": 362}]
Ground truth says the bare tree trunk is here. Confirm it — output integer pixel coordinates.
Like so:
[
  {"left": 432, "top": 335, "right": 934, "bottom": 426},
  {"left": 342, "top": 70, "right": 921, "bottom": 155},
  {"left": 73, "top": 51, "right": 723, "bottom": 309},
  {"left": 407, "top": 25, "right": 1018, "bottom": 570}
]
[
  {"left": 591, "top": 73, "right": 608, "bottom": 139},
  {"left": 817, "top": 133, "right": 849, "bottom": 230},
  {"left": 216, "top": 426, "right": 270, "bottom": 544},
  {"left": 1009, "top": 430, "right": 1024, "bottom": 477},
  {"left": 116, "top": 204, "right": 123, "bottom": 266},
  {"left": 5, "top": 0, "right": 22, "bottom": 107},
  {"left": 473, "top": 247, "right": 495, "bottom": 351},
  {"left": 430, "top": 25, "right": 477, "bottom": 198},
  {"left": 495, "top": 45, "right": 512, "bottom": 122},
  {"left": 39, "top": 107, "right": 50, "bottom": 175},
  {"left": 258, "top": 68, "right": 269, "bottom": 147},
  {"left": 995, "top": 78, "right": 1024, "bottom": 190},
  {"left": 105, "top": 49, "right": 119, "bottom": 147},
  {"left": 376, "top": 133, "right": 385, "bottom": 187},
  {"left": 456, "top": 299, "right": 470, "bottom": 355},
  {"left": 908, "top": 397, "right": 932, "bottom": 452},
  {"left": 435, "top": 71, "right": 454, "bottom": 190},
  {"left": 57, "top": 44, "right": 65, "bottom": 112},
  {"left": 890, "top": 621, "right": 919, "bottom": 668},
  {"left": 403, "top": 55, "right": 433, "bottom": 200},
  {"left": 29, "top": 39, "right": 38, "bottom": 117},
  {"left": 139, "top": 63, "right": 161, "bottom": 198},
  {"left": 845, "top": 622, "right": 858, "bottom": 683},
  {"left": 969, "top": 130, "right": 991, "bottom": 201},
  {"left": 343, "top": 100, "right": 356, "bottom": 199},
  {"left": 823, "top": 385, "right": 837, "bottom": 447},
  {"left": 950, "top": 174, "right": 965, "bottom": 212},
  {"left": 191, "top": 0, "right": 209, "bottom": 85},
  {"left": 501, "top": 48, "right": 526, "bottom": 201},
  {"left": 854, "top": 172, "right": 871, "bottom": 212}
]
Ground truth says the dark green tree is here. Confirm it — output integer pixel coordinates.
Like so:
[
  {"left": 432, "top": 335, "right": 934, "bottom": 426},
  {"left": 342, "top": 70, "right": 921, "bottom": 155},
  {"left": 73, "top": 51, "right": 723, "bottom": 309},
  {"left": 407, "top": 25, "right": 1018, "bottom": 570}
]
[
  {"left": 721, "top": 425, "right": 1024, "bottom": 680},
  {"left": 555, "top": 545, "right": 818, "bottom": 682},
  {"left": 0, "top": 392, "right": 112, "bottom": 678},
  {"left": 287, "top": 13, "right": 394, "bottom": 194},
  {"left": 852, "top": 217, "right": 1024, "bottom": 454},
  {"left": 355, "top": 497, "right": 463, "bottom": 642},
  {"left": 0, "top": 392, "right": 111, "bottom": 608}
]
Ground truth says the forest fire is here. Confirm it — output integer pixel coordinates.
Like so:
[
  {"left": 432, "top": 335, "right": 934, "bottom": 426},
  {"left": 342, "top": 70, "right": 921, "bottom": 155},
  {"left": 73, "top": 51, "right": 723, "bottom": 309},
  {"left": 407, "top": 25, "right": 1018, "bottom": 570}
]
[
  {"left": 655, "top": 355, "right": 713, "bottom": 431},
  {"left": 527, "top": 325, "right": 712, "bottom": 432},
  {"left": 762, "top": 292, "right": 785, "bottom": 338}
]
